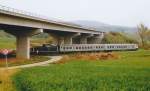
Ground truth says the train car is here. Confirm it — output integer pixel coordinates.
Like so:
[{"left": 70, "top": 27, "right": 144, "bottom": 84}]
[
  {"left": 31, "top": 44, "right": 138, "bottom": 54},
  {"left": 59, "top": 44, "right": 138, "bottom": 52}
]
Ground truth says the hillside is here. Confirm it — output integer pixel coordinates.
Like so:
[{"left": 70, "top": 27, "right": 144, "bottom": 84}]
[
  {"left": 72, "top": 20, "right": 138, "bottom": 33},
  {"left": 102, "top": 32, "right": 138, "bottom": 44},
  {"left": 0, "top": 30, "right": 14, "bottom": 38}
]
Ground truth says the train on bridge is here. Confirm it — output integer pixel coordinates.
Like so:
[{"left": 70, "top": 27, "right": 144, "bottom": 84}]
[{"left": 30, "top": 44, "right": 138, "bottom": 54}]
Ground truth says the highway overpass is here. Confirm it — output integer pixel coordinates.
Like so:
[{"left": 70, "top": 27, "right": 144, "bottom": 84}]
[{"left": 0, "top": 5, "right": 104, "bottom": 59}]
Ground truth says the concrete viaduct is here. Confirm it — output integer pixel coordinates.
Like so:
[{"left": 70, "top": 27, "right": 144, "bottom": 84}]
[{"left": 0, "top": 5, "right": 104, "bottom": 59}]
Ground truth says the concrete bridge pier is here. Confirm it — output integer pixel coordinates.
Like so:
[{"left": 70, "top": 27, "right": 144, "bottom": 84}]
[
  {"left": 64, "top": 33, "right": 81, "bottom": 44},
  {"left": 71, "top": 33, "right": 81, "bottom": 44},
  {"left": 80, "top": 34, "right": 93, "bottom": 44},
  {"left": 16, "top": 35, "right": 30, "bottom": 59},
  {"left": 87, "top": 33, "right": 104, "bottom": 44},
  {"left": 49, "top": 33, "right": 64, "bottom": 45},
  {"left": 5, "top": 28, "right": 43, "bottom": 59},
  {"left": 49, "top": 32, "right": 81, "bottom": 45}
]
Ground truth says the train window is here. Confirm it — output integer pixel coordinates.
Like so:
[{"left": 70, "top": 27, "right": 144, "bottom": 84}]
[
  {"left": 76, "top": 47, "right": 78, "bottom": 49},
  {"left": 79, "top": 47, "right": 81, "bottom": 49},
  {"left": 82, "top": 47, "right": 84, "bottom": 49},
  {"left": 85, "top": 46, "right": 87, "bottom": 49}
]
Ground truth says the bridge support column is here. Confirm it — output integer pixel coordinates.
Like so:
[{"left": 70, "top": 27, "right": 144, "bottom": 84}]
[
  {"left": 87, "top": 33, "right": 104, "bottom": 44},
  {"left": 49, "top": 34, "right": 64, "bottom": 45},
  {"left": 4, "top": 28, "right": 43, "bottom": 59},
  {"left": 71, "top": 34, "right": 81, "bottom": 44},
  {"left": 63, "top": 33, "right": 80, "bottom": 44},
  {"left": 79, "top": 34, "right": 93, "bottom": 44},
  {"left": 16, "top": 35, "right": 30, "bottom": 59}
]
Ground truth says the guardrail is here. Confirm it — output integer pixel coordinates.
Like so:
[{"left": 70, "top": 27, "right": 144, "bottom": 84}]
[{"left": 0, "top": 4, "right": 43, "bottom": 18}]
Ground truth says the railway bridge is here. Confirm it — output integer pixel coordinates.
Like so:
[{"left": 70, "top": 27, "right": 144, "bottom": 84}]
[{"left": 0, "top": 5, "right": 104, "bottom": 59}]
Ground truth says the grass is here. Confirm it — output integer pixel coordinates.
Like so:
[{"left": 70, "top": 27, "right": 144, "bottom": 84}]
[
  {"left": 13, "top": 50, "right": 150, "bottom": 91},
  {"left": 0, "top": 56, "right": 50, "bottom": 67},
  {"left": 0, "top": 69, "right": 17, "bottom": 91},
  {"left": 0, "top": 38, "right": 16, "bottom": 49}
]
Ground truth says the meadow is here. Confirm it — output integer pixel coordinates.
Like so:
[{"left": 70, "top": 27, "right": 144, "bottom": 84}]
[
  {"left": 13, "top": 50, "right": 150, "bottom": 91},
  {"left": 0, "top": 38, "right": 16, "bottom": 49}
]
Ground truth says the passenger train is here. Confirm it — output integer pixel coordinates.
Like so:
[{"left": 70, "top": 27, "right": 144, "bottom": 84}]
[{"left": 30, "top": 44, "right": 138, "bottom": 54}]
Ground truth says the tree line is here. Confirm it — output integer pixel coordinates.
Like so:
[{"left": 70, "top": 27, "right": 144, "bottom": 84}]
[{"left": 102, "top": 24, "right": 150, "bottom": 49}]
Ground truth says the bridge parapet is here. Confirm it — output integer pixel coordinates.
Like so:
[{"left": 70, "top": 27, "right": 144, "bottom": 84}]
[{"left": 0, "top": 4, "right": 100, "bottom": 32}]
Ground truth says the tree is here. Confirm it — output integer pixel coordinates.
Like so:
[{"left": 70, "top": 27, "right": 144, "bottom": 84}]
[
  {"left": 101, "top": 31, "right": 137, "bottom": 44},
  {"left": 137, "top": 24, "right": 150, "bottom": 47}
]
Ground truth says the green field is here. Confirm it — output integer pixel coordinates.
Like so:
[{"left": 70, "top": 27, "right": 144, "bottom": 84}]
[
  {"left": 0, "top": 38, "right": 16, "bottom": 49},
  {"left": 13, "top": 50, "right": 150, "bottom": 91}
]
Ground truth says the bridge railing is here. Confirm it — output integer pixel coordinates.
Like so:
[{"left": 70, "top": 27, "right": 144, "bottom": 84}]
[{"left": 0, "top": 4, "right": 46, "bottom": 19}]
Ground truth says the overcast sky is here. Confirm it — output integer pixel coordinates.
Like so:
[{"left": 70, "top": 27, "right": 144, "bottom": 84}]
[{"left": 0, "top": 0, "right": 150, "bottom": 27}]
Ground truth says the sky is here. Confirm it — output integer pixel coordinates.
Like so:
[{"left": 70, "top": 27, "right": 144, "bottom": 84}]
[{"left": 0, "top": 0, "right": 150, "bottom": 27}]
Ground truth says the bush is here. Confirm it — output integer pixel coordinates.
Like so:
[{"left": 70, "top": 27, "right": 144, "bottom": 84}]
[
  {"left": 102, "top": 32, "right": 138, "bottom": 44},
  {"left": 53, "top": 52, "right": 120, "bottom": 64}
]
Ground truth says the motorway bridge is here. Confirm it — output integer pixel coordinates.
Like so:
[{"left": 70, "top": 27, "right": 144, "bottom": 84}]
[{"left": 0, "top": 5, "right": 104, "bottom": 59}]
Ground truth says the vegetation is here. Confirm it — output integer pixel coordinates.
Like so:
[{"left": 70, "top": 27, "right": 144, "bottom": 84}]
[
  {"left": 0, "top": 69, "right": 17, "bottom": 91},
  {"left": 137, "top": 24, "right": 150, "bottom": 49},
  {"left": 0, "top": 30, "right": 14, "bottom": 38},
  {"left": 0, "top": 30, "right": 16, "bottom": 49},
  {"left": 102, "top": 31, "right": 138, "bottom": 44},
  {"left": 54, "top": 52, "right": 120, "bottom": 64},
  {"left": 13, "top": 50, "right": 150, "bottom": 91},
  {"left": 0, "top": 38, "right": 16, "bottom": 49},
  {"left": 31, "top": 37, "right": 53, "bottom": 47}
]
